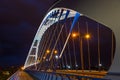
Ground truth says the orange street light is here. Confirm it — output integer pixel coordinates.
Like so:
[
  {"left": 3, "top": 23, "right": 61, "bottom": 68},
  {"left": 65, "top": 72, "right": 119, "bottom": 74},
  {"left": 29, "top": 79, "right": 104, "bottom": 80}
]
[
  {"left": 54, "top": 50, "right": 58, "bottom": 54},
  {"left": 72, "top": 33, "right": 78, "bottom": 38},
  {"left": 21, "top": 66, "right": 25, "bottom": 70},
  {"left": 46, "top": 49, "right": 50, "bottom": 54},
  {"left": 85, "top": 34, "right": 90, "bottom": 39}
]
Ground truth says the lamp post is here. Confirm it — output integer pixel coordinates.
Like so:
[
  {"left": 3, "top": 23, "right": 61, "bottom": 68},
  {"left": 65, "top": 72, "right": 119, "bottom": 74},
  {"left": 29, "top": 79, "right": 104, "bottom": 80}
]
[
  {"left": 54, "top": 50, "right": 58, "bottom": 54},
  {"left": 85, "top": 34, "right": 91, "bottom": 72},
  {"left": 72, "top": 33, "right": 78, "bottom": 70},
  {"left": 80, "top": 37, "right": 84, "bottom": 72}
]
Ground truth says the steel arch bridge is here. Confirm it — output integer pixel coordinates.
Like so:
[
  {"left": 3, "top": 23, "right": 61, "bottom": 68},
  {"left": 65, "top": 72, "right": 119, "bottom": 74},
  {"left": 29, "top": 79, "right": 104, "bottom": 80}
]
[
  {"left": 8, "top": 0, "right": 120, "bottom": 80},
  {"left": 18, "top": 7, "right": 114, "bottom": 80}
]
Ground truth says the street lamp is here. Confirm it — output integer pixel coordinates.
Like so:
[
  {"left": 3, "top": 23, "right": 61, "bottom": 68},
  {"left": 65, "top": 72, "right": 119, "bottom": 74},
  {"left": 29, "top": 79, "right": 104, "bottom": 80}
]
[
  {"left": 85, "top": 34, "right": 91, "bottom": 72},
  {"left": 55, "top": 55, "right": 59, "bottom": 59},
  {"left": 67, "top": 65, "right": 71, "bottom": 69},
  {"left": 85, "top": 34, "right": 90, "bottom": 39},
  {"left": 82, "top": 34, "right": 90, "bottom": 72},
  {"left": 46, "top": 49, "right": 50, "bottom": 54},
  {"left": 54, "top": 50, "right": 58, "bottom": 54},
  {"left": 99, "top": 63, "right": 102, "bottom": 71},
  {"left": 72, "top": 32, "right": 78, "bottom": 70},
  {"left": 76, "top": 64, "right": 78, "bottom": 67},
  {"left": 72, "top": 32, "right": 79, "bottom": 38}
]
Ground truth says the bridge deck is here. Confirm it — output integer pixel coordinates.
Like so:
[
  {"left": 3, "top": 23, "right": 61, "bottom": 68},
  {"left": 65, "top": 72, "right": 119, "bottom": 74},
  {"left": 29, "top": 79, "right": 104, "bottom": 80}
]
[
  {"left": 8, "top": 70, "right": 34, "bottom": 80},
  {"left": 9, "top": 70, "right": 120, "bottom": 80}
]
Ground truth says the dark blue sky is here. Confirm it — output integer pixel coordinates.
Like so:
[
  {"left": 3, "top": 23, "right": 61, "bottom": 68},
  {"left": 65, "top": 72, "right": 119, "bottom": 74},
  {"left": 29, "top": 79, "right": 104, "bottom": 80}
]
[{"left": 0, "top": 0, "right": 56, "bottom": 67}]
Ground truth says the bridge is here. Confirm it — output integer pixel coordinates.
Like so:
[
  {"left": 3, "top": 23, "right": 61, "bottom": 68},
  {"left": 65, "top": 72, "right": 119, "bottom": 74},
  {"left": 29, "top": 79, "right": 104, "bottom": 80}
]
[{"left": 8, "top": 0, "right": 120, "bottom": 80}]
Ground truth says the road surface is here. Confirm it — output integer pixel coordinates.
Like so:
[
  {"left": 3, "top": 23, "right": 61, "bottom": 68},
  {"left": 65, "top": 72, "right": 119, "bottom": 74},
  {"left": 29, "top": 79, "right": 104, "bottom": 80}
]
[{"left": 8, "top": 70, "right": 34, "bottom": 80}]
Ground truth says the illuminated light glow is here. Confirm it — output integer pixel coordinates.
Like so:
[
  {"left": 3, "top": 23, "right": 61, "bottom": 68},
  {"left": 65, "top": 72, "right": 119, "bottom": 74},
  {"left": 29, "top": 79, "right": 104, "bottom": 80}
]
[
  {"left": 55, "top": 55, "right": 59, "bottom": 59},
  {"left": 85, "top": 34, "right": 90, "bottom": 39},
  {"left": 46, "top": 50, "right": 50, "bottom": 54},
  {"left": 67, "top": 65, "right": 71, "bottom": 69},
  {"left": 99, "top": 63, "right": 102, "bottom": 67},
  {"left": 54, "top": 50, "right": 58, "bottom": 54},
  {"left": 72, "top": 33, "right": 78, "bottom": 38},
  {"left": 21, "top": 66, "right": 25, "bottom": 70},
  {"left": 76, "top": 64, "right": 78, "bottom": 67}
]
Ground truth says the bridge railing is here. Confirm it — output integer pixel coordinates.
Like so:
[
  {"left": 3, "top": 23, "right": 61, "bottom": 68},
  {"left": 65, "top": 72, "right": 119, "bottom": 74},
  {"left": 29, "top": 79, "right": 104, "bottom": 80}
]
[{"left": 26, "top": 70, "right": 111, "bottom": 80}]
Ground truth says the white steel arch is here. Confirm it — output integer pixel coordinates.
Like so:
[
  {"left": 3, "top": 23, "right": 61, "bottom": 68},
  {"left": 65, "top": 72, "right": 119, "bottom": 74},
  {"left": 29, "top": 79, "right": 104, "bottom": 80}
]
[{"left": 24, "top": 8, "right": 82, "bottom": 69}]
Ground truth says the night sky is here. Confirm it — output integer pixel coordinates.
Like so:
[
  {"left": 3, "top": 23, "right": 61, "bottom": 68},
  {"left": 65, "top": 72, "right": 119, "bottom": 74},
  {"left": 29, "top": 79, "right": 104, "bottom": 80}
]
[{"left": 0, "top": 0, "right": 56, "bottom": 67}]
